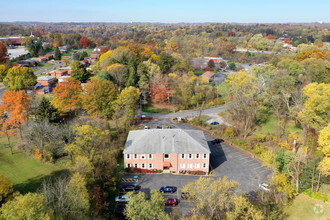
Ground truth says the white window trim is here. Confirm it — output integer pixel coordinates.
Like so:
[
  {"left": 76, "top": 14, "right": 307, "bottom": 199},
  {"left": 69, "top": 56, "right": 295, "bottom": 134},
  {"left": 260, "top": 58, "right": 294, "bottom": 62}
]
[
  {"left": 127, "top": 163, "right": 131, "bottom": 168},
  {"left": 141, "top": 164, "right": 145, "bottom": 169},
  {"left": 149, "top": 163, "right": 153, "bottom": 169},
  {"left": 196, "top": 154, "right": 199, "bottom": 159},
  {"left": 203, "top": 163, "right": 207, "bottom": 168},
  {"left": 148, "top": 154, "right": 153, "bottom": 159},
  {"left": 181, "top": 154, "right": 185, "bottom": 159},
  {"left": 180, "top": 163, "right": 185, "bottom": 169},
  {"left": 188, "top": 154, "right": 192, "bottom": 159},
  {"left": 203, "top": 154, "right": 207, "bottom": 159},
  {"left": 164, "top": 154, "right": 170, "bottom": 159},
  {"left": 134, "top": 164, "right": 138, "bottom": 168},
  {"left": 126, "top": 154, "right": 130, "bottom": 159},
  {"left": 134, "top": 154, "right": 138, "bottom": 159},
  {"left": 188, "top": 163, "right": 193, "bottom": 169},
  {"left": 195, "top": 163, "right": 200, "bottom": 169},
  {"left": 141, "top": 154, "right": 146, "bottom": 159}
]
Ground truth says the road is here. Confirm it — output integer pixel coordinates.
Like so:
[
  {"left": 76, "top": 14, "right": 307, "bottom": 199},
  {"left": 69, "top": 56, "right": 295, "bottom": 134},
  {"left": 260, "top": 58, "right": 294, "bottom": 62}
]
[
  {"left": 234, "top": 48, "right": 278, "bottom": 55},
  {"left": 140, "top": 105, "right": 227, "bottom": 121},
  {"left": 32, "top": 62, "right": 62, "bottom": 76},
  {"left": 0, "top": 83, "right": 5, "bottom": 103}
]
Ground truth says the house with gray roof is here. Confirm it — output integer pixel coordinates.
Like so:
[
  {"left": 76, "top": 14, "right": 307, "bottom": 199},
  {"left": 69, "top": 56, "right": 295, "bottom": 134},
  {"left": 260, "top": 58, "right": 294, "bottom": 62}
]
[{"left": 123, "top": 129, "right": 210, "bottom": 173}]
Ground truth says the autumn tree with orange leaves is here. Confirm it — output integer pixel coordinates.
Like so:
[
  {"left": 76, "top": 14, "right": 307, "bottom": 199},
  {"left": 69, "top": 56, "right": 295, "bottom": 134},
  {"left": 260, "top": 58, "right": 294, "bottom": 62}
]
[
  {"left": 53, "top": 78, "right": 82, "bottom": 112},
  {"left": 0, "top": 90, "right": 31, "bottom": 153},
  {"left": 150, "top": 73, "right": 171, "bottom": 104},
  {"left": 80, "top": 36, "right": 92, "bottom": 48},
  {"left": 82, "top": 78, "right": 118, "bottom": 118}
]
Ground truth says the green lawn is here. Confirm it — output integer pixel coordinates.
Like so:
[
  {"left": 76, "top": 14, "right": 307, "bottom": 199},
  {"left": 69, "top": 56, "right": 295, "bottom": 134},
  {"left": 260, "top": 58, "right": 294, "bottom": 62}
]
[
  {"left": 85, "top": 48, "right": 94, "bottom": 56},
  {"left": 284, "top": 194, "right": 330, "bottom": 220},
  {"left": 38, "top": 62, "right": 54, "bottom": 67},
  {"left": 0, "top": 137, "right": 68, "bottom": 194},
  {"left": 257, "top": 114, "right": 302, "bottom": 135},
  {"left": 142, "top": 105, "right": 169, "bottom": 113}
]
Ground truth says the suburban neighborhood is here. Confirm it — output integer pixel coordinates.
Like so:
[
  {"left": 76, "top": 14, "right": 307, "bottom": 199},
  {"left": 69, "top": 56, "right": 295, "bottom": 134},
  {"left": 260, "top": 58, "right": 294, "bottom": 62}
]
[{"left": 0, "top": 2, "right": 329, "bottom": 219}]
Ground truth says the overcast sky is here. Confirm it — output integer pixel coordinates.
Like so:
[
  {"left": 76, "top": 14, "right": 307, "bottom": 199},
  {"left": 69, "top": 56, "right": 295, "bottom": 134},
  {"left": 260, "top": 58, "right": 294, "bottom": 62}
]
[{"left": 0, "top": 0, "right": 329, "bottom": 23}]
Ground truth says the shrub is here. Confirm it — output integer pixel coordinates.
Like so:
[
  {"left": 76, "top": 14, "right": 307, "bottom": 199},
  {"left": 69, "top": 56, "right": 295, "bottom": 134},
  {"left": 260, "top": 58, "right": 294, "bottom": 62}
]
[
  {"left": 303, "top": 189, "right": 330, "bottom": 202},
  {"left": 257, "top": 134, "right": 266, "bottom": 142},
  {"left": 224, "top": 126, "right": 236, "bottom": 139},
  {"left": 190, "top": 170, "right": 206, "bottom": 175}
]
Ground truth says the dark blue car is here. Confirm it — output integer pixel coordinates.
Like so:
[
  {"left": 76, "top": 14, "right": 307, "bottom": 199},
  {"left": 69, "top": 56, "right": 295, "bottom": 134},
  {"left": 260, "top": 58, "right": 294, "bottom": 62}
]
[
  {"left": 210, "top": 121, "right": 219, "bottom": 125},
  {"left": 160, "top": 186, "right": 177, "bottom": 193}
]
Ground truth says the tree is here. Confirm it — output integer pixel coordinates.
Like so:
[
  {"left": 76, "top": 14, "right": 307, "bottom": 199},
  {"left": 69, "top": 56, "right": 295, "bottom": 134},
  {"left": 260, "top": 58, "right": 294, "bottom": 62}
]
[
  {"left": 0, "top": 64, "right": 8, "bottom": 82},
  {"left": 65, "top": 124, "right": 110, "bottom": 162},
  {"left": 4, "top": 66, "right": 37, "bottom": 90},
  {"left": 207, "top": 59, "right": 215, "bottom": 69},
  {"left": 80, "top": 36, "right": 92, "bottom": 48},
  {"left": 182, "top": 176, "right": 261, "bottom": 219},
  {"left": 150, "top": 73, "right": 171, "bottom": 104},
  {"left": 225, "top": 71, "right": 262, "bottom": 138},
  {"left": 318, "top": 124, "right": 330, "bottom": 177},
  {"left": 70, "top": 61, "right": 91, "bottom": 83},
  {"left": 112, "top": 86, "right": 141, "bottom": 129},
  {"left": 82, "top": 78, "right": 118, "bottom": 118},
  {"left": 124, "top": 190, "right": 169, "bottom": 220},
  {"left": 107, "top": 63, "right": 128, "bottom": 88},
  {"left": 0, "top": 174, "right": 13, "bottom": 202},
  {"left": 0, "top": 193, "right": 53, "bottom": 220},
  {"left": 79, "top": 51, "right": 88, "bottom": 61},
  {"left": 157, "top": 52, "right": 175, "bottom": 74},
  {"left": 298, "top": 83, "right": 330, "bottom": 131},
  {"left": 53, "top": 78, "right": 82, "bottom": 112},
  {"left": 36, "top": 97, "right": 61, "bottom": 123},
  {"left": 71, "top": 156, "right": 93, "bottom": 175},
  {"left": 66, "top": 173, "right": 90, "bottom": 215},
  {"left": 0, "top": 90, "right": 31, "bottom": 142},
  {"left": 0, "top": 42, "right": 8, "bottom": 64},
  {"left": 61, "top": 57, "right": 70, "bottom": 66},
  {"left": 55, "top": 47, "right": 61, "bottom": 60}
]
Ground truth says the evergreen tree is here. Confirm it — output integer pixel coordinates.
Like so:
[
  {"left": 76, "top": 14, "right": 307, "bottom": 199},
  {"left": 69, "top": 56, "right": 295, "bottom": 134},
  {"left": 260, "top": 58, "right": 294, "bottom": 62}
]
[
  {"left": 36, "top": 97, "right": 61, "bottom": 123},
  {"left": 70, "top": 61, "right": 91, "bottom": 83},
  {"left": 126, "top": 67, "right": 137, "bottom": 87},
  {"left": 55, "top": 47, "right": 61, "bottom": 60}
]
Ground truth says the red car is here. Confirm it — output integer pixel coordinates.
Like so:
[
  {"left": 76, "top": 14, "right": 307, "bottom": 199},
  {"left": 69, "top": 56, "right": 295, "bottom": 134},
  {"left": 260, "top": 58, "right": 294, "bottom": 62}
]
[{"left": 165, "top": 198, "right": 178, "bottom": 206}]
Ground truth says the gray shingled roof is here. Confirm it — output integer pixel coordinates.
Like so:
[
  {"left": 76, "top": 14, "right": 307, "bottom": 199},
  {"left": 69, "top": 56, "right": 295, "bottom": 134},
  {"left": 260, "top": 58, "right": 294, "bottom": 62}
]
[{"left": 123, "top": 129, "right": 210, "bottom": 154}]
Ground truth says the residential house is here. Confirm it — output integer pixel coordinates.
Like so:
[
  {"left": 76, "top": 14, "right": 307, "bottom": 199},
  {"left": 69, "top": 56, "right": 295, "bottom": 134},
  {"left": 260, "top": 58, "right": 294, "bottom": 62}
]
[
  {"left": 50, "top": 69, "right": 69, "bottom": 78},
  {"left": 58, "top": 75, "right": 72, "bottom": 84},
  {"left": 123, "top": 129, "right": 210, "bottom": 173},
  {"left": 201, "top": 71, "right": 215, "bottom": 83},
  {"left": 37, "top": 76, "right": 57, "bottom": 87}
]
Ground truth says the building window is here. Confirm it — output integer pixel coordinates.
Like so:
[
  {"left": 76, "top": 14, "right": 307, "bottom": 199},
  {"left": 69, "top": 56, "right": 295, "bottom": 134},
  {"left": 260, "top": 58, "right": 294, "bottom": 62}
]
[
  {"left": 164, "top": 154, "right": 169, "bottom": 159},
  {"left": 181, "top": 154, "right": 185, "bottom": 159},
  {"left": 126, "top": 154, "right": 130, "bottom": 159},
  {"left": 189, "top": 154, "right": 192, "bottom": 159},
  {"left": 127, "top": 164, "right": 131, "bottom": 168},
  {"left": 203, "top": 163, "right": 207, "bottom": 168},
  {"left": 134, "top": 164, "right": 138, "bottom": 168},
  {"left": 180, "top": 164, "right": 186, "bottom": 169},
  {"left": 195, "top": 163, "right": 200, "bottom": 168},
  {"left": 196, "top": 154, "right": 199, "bottom": 159},
  {"left": 134, "top": 154, "right": 138, "bottom": 159},
  {"left": 203, "top": 154, "right": 207, "bottom": 159},
  {"left": 141, "top": 164, "right": 145, "bottom": 168},
  {"left": 187, "top": 164, "right": 193, "bottom": 168},
  {"left": 149, "top": 154, "right": 153, "bottom": 159},
  {"left": 149, "top": 163, "right": 153, "bottom": 168},
  {"left": 141, "top": 154, "right": 146, "bottom": 159}
]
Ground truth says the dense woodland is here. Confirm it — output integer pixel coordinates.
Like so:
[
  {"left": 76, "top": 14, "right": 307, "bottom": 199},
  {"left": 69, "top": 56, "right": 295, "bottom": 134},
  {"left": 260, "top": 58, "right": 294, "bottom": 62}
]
[{"left": 0, "top": 22, "right": 329, "bottom": 219}]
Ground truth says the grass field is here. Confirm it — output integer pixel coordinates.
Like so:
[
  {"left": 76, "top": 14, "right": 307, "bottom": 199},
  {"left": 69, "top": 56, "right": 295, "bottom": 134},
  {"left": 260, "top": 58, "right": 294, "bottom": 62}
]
[
  {"left": 284, "top": 194, "right": 330, "bottom": 220},
  {"left": 0, "top": 137, "right": 68, "bottom": 194},
  {"left": 256, "top": 114, "right": 302, "bottom": 135},
  {"left": 38, "top": 62, "right": 54, "bottom": 67}
]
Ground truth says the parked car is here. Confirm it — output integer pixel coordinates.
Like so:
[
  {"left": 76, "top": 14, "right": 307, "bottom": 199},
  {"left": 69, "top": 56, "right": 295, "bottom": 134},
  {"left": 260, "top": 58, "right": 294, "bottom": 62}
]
[
  {"left": 144, "top": 126, "right": 149, "bottom": 130},
  {"left": 210, "top": 121, "right": 219, "bottom": 125},
  {"left": 160, "top": 186, "right": 177, "bottom": 193},
  {"left": 259, "top": 183, "right": 270, "bottom": 191},
  {"left": 114, "top": 204, "right": 126, "bottom": 217},
  {"left": 211, "top": 138, "right": 224, "bottom": 145},
  {"left": 181, "top": 192, "right": 190, "bottom": 199},
  {"left": 115, "top": 194, "right": 130, "bottom": 203},
  {"left": 121, "top": 184, "right": 141, "bottom": 192},
  {"left": 165, "top": 198, "right": 179, "bottom": 206},
  {"left": 156, "top": 126, "right": 162, "bottom": 129}
]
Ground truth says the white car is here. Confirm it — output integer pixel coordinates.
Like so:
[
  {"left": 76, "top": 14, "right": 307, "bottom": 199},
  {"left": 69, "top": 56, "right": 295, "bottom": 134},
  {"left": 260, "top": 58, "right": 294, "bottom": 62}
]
[
  {"left": 144, "top": 126, "right": 149, "bottom": 130},
  {"left": 259, "top": 183, "right": 270, "bottom": 191},
  {"left": 115, "top": 194, "right": 130, "bottom": 203}
]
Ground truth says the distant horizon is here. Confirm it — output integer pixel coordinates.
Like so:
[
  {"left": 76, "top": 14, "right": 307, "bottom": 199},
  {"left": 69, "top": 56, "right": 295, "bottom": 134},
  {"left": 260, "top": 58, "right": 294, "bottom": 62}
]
[{"left": 0, "top": 0, "right": 329, "bottom": 24}]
